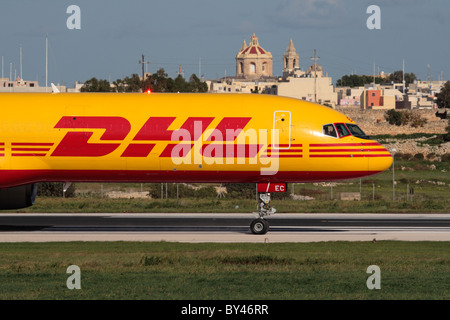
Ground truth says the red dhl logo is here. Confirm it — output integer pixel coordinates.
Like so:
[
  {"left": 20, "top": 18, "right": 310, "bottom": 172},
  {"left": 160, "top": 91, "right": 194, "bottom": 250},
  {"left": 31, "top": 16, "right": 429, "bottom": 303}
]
[{"left": 49, "top": 116, "right": 262, "bottom": 158}]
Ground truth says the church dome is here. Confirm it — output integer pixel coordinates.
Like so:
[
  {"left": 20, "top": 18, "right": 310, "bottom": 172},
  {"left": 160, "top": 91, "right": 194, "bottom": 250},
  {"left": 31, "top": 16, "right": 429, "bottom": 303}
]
[
  {"left": 307, "top": 64, "right": 323, "bottom": 73},
  {"left": 237, "top": 33, "right": 272, "bottom": 58}
]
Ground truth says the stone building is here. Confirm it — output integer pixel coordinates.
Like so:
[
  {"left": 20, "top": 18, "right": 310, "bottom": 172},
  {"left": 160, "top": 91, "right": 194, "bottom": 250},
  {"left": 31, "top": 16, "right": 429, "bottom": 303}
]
[
  {"left": 209, "top": 34, "right": 337, "bottom": 107},
  {"left": 235, "top": 33, "right": 273, "bottom": 80},
  {"left": 283, "top": 38, "right": 299, "bottom": 75}
]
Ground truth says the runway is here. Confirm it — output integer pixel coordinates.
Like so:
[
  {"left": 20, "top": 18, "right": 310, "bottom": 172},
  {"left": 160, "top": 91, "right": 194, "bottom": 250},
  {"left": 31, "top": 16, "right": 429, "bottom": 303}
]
[{"left": 1, "top": 213, "right": 450, "bottom": 242}]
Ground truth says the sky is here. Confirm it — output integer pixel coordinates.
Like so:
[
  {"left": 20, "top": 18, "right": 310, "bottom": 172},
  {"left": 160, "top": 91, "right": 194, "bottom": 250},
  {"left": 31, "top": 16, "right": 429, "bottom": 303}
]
[{"left": 1, "top": 0, "right": 449, "bottom": 87}]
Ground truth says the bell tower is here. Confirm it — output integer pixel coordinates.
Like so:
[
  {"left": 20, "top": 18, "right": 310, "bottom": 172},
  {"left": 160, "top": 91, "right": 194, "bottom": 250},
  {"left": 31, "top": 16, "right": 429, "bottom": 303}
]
[{"left": 283, "top": 38, "right": 299, "bottom": 73}]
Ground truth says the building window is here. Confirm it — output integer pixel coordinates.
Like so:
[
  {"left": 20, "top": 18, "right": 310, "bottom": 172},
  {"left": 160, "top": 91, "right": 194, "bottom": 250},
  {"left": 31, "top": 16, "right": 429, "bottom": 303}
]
[
  {"left": 250, "top": 63, "right": 256, "bottom": 73},
  {"left": 372, "top": 93, "right": 375, "bottom": 96}
]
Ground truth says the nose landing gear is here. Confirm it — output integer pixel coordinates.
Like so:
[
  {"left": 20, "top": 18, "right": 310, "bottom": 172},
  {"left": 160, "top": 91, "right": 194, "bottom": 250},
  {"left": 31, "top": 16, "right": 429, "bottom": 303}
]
[{"left": 250, "top": 192, "right": 276, "bottom": 234}]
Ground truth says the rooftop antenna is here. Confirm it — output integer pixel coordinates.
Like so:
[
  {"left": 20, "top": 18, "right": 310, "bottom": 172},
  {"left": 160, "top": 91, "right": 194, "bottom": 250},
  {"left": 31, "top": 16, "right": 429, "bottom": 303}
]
[
  {"left": 139, "top": 54, "right": 150, "bottom": 92},
  {"left": 45, "top": 36, "right": 48, "bottom": 92},
  {"left": 373, "top": 62, "right": 376, "bottom": 86},
  {"left": 20, "top": 45, "right": 23, "bottom": 80},
  {"left": 177, "top": 65, "right": 184, "bottom": 78},
  {"left": 310, "top": 49, "right": 320, "bottom": 102},
  {"left": 402, "top": 59, "right": 405, "bottom": 94}
]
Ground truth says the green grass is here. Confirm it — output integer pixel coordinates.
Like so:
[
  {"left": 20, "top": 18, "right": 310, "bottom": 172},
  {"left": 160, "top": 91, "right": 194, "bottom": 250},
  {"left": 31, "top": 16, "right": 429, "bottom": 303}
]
[
  {"left": 0, "top": 241, "right": 449, "bottom": 299},
  {"left": 1, "top": 156, "right": 448, "bottom": 214},
  {"left": 371, "top": 133, "right": 449, "bottom": 147},
  {"left": 8, "top": 196, "right": 449, "bottom": 213}
]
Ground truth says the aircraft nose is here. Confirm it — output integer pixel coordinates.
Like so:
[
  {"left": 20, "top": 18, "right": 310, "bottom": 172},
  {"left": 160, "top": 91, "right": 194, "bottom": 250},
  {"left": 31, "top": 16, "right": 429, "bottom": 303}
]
[{"left": 368, "top": 145, "right": 393, "bottom": 173}]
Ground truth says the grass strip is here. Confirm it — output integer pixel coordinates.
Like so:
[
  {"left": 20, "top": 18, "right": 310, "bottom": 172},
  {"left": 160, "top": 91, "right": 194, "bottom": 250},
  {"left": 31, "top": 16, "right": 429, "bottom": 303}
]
[{"left": 0, "top": 241, "right": 449, "bottom": 300}]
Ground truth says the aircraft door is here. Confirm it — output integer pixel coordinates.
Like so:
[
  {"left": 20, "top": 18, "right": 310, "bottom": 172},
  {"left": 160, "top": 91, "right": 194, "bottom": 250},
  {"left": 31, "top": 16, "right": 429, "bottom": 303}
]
[{"left": 273, "top": 111, "right": 291, "bottom": 149}]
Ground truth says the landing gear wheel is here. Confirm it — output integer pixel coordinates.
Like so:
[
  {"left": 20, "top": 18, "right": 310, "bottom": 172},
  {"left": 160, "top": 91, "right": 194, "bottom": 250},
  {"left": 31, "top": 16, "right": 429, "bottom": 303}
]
[{"left": 250, "top": 219, "right": 269, "bottom": 235}]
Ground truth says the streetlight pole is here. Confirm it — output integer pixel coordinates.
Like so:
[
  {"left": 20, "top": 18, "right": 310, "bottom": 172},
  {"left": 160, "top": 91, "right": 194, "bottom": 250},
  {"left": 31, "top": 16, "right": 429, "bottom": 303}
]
[{"left": 392, "top": 148, "right": 396, "bottom": 201}]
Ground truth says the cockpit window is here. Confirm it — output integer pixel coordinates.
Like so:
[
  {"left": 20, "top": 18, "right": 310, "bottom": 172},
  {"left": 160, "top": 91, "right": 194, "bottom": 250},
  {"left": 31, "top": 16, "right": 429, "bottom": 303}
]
[
  {"left": 334, "top": 123, "right": 350, "bottom": 138},
  {"left": 323, "top": 124, "right": 337, "bottom": 138},
  {"left": 346, "top": 123, "right": 370, "bottom": 139}
]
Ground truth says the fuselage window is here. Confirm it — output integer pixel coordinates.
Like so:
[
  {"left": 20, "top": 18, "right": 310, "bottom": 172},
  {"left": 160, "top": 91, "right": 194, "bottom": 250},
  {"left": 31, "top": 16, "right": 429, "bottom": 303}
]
[
  {"left": 323, "top": 124, "right": 337, "bottom": 138},
  {"left": 334, "top": 123, "right": 351, "bottom": 138}
]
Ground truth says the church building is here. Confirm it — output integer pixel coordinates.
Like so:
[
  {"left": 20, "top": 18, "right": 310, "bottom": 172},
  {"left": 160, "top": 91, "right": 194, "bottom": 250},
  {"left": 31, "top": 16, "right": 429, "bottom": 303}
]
[
  {"left": 207, "top": 33, "right": 337, "bottom": 107},
  {"left": 235, "top": 33, "right": 273, "bottom": 80}
]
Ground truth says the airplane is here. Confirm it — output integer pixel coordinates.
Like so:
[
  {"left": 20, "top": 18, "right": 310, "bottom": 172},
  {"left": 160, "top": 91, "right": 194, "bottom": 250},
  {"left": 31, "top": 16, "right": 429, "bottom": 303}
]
[{"left": 0, "top": 91, "right": 392, "bottom": 234}]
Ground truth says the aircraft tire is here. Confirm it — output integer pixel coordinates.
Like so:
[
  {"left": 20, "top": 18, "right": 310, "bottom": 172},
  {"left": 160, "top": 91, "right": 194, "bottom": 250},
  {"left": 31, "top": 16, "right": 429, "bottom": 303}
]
[{"left": 250, "top": 219, "right": 269, "bottom": 235}]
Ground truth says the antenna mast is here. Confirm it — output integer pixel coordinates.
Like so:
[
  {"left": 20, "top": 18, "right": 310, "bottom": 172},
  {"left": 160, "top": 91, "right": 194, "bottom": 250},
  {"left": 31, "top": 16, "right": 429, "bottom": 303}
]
[
  {"left": 373, "top": 62, "right": 376, "bottom": 86},
  {"left": 45, "top": 36, "right": 48, "bottom": 92},
  {"left": 402, "top": 59, "right": 405, "bottom": 94},
  {"left": 310, "top": 49, "right": 320, "bottom": 103},
  {"left": 20, "top": 45, "right": 23, "bottom": 80},
  {"left": 139, "top": 54, "right": 149, "bottom": 92}
]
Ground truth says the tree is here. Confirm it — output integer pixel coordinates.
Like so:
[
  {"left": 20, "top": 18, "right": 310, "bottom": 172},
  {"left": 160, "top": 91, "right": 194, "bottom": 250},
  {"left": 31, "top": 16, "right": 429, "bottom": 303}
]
[
  {"left": 85, "top": 69, "right": 209, "bottom": 94},
  {"left": 146, "top": 68, "right": 172, "bottom": 92},
  {"left": 173, "top": 74, "right": 188, "bottom": 92},
  {"left": 80, "top": 77, "right": 112, "bottom": 92},
  {"left": 336, "top": 74, "right": 383, "bottom": 87},
  {"left": 122, "top": 74, "right": 142, "bottom": 92},
  {"left": 385, "top": 109, "right": 403, "bottom": 126},
  {"left": 188, "top": 74, "right": 208, "bottom": 93},
  {"left": 384, "top": 109, "right": 427, "bottom": 127},
  {"left": 112, "top": 78, "right": 126, "bottom": 93},
  {"left": 436, "top": 81, "right": 450, "bottom": 108},
  {"left": 146, "top": 69, "right": 208, "bottom": 93},
  {"left": 387, "top": 71, "right": 417, "bottom": 86}
]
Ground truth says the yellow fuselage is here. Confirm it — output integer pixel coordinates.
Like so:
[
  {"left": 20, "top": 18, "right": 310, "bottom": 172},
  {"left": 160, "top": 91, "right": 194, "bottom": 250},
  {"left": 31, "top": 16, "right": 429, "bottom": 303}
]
[{"left": 0, "top": 93, "right": 392, "bottom": 188}]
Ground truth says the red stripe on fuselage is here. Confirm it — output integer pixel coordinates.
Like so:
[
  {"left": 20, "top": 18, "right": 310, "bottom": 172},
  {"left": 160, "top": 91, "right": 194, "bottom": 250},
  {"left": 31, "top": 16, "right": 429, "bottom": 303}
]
[
  {"left": 309, "top": 143, "right": 381, "bottom": 147},
  {"left": 310, "top": 148, "right": 387, "bottom": 152},
  {"left": 11, "top": 148, "right": 51, "bottom": 152},
  {"left": 0, "top": 169, "right": 381, "bottom": 188},
  {"left": 11, "top": 143, "right": 54, "bottom": 146},
  {"left": 201, "top": 144, "right": 262, "bottom": 158},
  {"left": 310, "top": 154, "right": 391, "bottom": 158}
]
